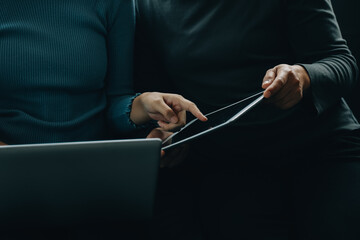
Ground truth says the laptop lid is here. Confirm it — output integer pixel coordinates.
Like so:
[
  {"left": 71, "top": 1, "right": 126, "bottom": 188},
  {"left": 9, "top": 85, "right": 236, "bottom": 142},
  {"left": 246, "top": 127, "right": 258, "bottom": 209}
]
[{"left": 0, "top": 138, "right": 161, "bottom": 228}]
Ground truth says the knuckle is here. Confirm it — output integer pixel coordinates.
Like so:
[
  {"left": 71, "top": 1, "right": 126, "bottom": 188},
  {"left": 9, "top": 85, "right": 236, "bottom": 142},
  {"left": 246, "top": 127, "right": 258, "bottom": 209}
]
[
  {"left": 174, "top": 94, "right": 183, "bottom": 100},
  {"left": 153, "top": 97, "right": 163, "bottom": 104},
  {"left": 173, "top": 105, "right": 183, "bottom": 112},
  {"left": 278, "top": 64, "right": 289, "bottom": 69},
  {"left": 154, "top": 100, "right": 163, "bottom": 106},
  {"left": 164, "top": 109, "right": 173, "bottom": 117},
  {"left": 276, "top": 78, "right": 285, "bottom": 87},
  {"left": 288, "top": 69, "right": 296, "bottom": 77},
  {"left": 294, "top": 75, "right": 301, "bottom": 83},
  {"left": 290, "top": 77, "right": 300, "bottom": 87},
  {"left": 179, "top": 119, "right": 186, "bottom": 126},
  {"left": 266, "top": 69, "right": 274, "bottom": 75},
  {"left": 189, "top": 102, "right": 196, "bottom": 108},
  {"left": 283, "top": 68, "right": 291, "bottom": 75},
  {"left": 295, "top": 88, "right": 303, "bottom": 97}
]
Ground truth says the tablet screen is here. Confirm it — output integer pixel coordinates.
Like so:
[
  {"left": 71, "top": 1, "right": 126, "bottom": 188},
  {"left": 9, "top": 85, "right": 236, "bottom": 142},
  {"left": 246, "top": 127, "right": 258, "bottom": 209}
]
[{"left": 162, "top": 92, "right": 264, "bottom": 150}]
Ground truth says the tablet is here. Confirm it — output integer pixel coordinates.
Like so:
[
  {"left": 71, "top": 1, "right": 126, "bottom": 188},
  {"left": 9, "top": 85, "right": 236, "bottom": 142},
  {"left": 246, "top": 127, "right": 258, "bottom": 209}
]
[{"left": 162, "top": 92, "right": 264, "bottom": 150}]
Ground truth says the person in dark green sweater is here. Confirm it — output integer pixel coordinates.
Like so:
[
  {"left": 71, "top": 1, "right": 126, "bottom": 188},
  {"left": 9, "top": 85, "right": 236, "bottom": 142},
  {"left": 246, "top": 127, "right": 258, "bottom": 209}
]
[
  {"left": 0, "top": 0, "right": 206, "bottom": 146},
  {"left": 0, "top": 0, "right": 210, "bottom": 239},
  {"left": 134, "top": 0, "right": 360, "bottom": 239}
]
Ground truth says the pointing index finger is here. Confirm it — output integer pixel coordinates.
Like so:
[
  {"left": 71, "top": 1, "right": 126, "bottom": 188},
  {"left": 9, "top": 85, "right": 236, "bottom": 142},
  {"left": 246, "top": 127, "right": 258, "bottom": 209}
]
[
  {"left": 162, "top": 94, "right": 208, "bottom": 122},
  {"left": 181, "top": 99, "right": 208, "bottom": 122}
]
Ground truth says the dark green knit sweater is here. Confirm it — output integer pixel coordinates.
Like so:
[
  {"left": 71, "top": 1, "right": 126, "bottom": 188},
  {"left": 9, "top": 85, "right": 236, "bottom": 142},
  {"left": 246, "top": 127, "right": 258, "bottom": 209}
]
[{"left": 0, "top": 0, "right": 137, "bottom": 144}]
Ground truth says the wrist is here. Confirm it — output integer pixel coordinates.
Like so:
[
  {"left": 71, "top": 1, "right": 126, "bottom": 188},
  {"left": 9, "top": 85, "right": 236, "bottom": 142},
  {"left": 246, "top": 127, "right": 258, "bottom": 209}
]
[
  {"left": 294, "top": 64, "right": 311, "bottom": 91},
  {"left": 130, "top": 93, "right": 152, "bottom": 125}
]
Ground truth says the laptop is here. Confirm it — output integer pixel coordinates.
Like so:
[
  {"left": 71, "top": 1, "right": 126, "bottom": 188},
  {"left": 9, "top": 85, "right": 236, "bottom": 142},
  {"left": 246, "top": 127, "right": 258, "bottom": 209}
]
[
  {"left": 0, "top": 138, "right": 161, "bottom": 228},
  {"left": 162, "top": 91, "right": 264, "bottom": 150}
]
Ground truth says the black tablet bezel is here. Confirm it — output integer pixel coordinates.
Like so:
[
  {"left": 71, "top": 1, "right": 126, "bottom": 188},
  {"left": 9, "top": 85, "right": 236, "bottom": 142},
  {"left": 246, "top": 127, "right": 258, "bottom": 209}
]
[{"left": 162, "top": 92, "right": 264, "bottom": 150}]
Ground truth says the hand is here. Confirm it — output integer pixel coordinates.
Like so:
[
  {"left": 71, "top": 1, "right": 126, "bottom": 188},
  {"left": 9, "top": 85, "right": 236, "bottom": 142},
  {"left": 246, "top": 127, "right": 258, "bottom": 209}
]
[
  {"left": 147, "top": 127, "right": 172, "bottom": 158},
  {"left": 262, "top": 64, "right": 311, "bottom": 109},
  {"left": 131, "top": 92, "right": 207, "bottom": 131},
  {"left": 147, "top": 128, "right": 190, "bottom": 168}
]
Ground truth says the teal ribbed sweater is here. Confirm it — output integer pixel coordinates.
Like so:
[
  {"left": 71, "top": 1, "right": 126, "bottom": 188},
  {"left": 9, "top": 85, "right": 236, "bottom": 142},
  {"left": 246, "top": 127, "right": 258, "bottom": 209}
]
[{"left": 0, "top": 0, "right": 137, "bottom": 144}]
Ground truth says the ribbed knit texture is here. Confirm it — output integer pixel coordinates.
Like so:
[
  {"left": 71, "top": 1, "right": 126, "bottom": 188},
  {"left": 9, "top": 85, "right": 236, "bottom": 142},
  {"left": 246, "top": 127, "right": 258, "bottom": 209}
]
[
  {"left": 0, "top": 0, "right": 137, "bottom": 144},
  {"left": 135, "top": 0, "right": 360, "bottom": 142}
]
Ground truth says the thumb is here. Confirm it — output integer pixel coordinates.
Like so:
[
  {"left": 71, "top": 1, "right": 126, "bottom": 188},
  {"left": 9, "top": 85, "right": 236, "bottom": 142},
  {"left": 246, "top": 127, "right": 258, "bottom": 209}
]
[{"left": 262, "top": 67, "right": 277, "bottom": 89}]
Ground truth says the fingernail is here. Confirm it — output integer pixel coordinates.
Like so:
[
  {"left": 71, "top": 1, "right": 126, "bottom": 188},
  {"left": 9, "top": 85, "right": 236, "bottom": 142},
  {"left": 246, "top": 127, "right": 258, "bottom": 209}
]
[{"left": 263, "top": 80, "right": 270, "bottom": 85}]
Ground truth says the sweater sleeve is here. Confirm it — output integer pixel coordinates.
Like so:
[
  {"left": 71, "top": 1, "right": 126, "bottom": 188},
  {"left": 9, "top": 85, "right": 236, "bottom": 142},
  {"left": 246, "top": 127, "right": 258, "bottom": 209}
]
[
  {"left": 285, "top": 0, "right": 359, "bottom": 114},
  {"left": 104, "top": 0, "right": 143, "bottom": 135}
]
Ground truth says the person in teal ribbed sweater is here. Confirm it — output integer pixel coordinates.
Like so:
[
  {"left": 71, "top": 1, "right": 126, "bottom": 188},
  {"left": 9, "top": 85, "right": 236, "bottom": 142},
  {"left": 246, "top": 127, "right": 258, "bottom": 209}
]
[{"left": 0, "top": 0, "right": 206, "bottom": 145}]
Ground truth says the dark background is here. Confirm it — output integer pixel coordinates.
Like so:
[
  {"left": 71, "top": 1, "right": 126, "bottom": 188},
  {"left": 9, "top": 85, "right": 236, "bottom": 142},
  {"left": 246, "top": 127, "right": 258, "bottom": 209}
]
[{"left": 332, "top": 0, "right": 360, "bottom": 120}]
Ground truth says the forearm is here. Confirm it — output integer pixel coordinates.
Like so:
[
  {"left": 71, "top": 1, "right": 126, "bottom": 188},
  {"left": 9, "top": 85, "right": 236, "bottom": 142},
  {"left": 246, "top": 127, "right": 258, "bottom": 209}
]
[
  {"left": 286, "top": 0, "right": 359, "bottom": 114},
  {"left": 301, "top": 53, "right": 359, "bottom": 113}
]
